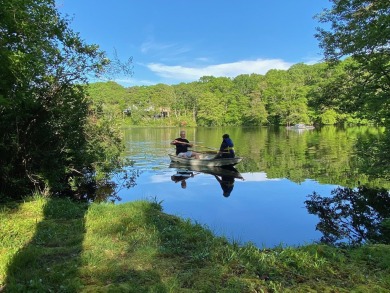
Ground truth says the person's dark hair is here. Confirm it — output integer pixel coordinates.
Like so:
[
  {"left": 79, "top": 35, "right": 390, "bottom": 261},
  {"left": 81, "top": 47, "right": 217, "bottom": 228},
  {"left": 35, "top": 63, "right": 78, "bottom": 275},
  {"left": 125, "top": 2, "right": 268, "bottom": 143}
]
[{"left": 222, "top": 134, "right": 229, "bottom": 139}]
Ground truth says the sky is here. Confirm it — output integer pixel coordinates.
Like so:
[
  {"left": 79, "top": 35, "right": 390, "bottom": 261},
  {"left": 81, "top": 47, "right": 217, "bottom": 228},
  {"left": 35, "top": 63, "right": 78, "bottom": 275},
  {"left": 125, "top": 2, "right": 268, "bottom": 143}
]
[{"left": 57, "top": 0, "right": 332, "bottom": 87}]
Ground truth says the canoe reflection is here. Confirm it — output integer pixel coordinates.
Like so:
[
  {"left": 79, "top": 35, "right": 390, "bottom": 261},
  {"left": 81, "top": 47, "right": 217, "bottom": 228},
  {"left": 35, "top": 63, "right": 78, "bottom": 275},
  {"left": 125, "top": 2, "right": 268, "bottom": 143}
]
[
  {"left": 169, "top": 163, "right": 244, "bottom": 196},
  {"left": 170, "top": 170, "right": 196, "bottom": 189}
]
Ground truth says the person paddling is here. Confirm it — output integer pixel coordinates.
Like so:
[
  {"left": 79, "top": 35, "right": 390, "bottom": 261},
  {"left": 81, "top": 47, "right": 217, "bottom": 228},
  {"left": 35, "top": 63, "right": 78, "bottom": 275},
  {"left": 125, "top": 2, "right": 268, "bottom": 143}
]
[
  {"left": 171, "top": 130, "right": 199, "bottom": 159},
  {"left": 217, "top": 133, "right": 235, "bottom": 158}
]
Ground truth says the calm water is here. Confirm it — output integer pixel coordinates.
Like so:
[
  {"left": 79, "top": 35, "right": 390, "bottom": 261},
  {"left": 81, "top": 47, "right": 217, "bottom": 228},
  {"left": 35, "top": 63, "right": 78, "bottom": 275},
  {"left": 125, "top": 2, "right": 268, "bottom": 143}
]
[{"left": 117, "top": 126, "right": 383, "bottom": 248}]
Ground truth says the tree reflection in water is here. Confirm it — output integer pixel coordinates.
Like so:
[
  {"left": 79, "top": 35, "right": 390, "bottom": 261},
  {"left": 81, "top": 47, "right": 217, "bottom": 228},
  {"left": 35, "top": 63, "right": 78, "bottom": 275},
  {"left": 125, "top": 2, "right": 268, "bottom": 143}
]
[
  {"left": 305, "top": 185, "right": 390, "bottom": 245},
  {"left": 82, "top": 166, "right": 140, "bottom": 202}
]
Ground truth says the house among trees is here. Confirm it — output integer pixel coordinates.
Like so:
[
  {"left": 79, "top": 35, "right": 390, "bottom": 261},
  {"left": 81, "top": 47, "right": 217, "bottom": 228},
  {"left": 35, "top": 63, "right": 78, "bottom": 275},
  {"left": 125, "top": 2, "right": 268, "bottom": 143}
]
[
  {"left": 160, "top": 107, "right": 170, "bottom": 118},
  {"left": 123, "top": 105, "right": 170, "bottom": 118}
]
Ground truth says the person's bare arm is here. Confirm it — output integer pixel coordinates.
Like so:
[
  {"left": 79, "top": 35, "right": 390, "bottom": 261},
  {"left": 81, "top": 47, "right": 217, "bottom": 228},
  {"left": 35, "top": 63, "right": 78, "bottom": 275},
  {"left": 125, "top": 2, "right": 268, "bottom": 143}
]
[{"left": 172, "top": 140, "right": 191, "bottom": 146}]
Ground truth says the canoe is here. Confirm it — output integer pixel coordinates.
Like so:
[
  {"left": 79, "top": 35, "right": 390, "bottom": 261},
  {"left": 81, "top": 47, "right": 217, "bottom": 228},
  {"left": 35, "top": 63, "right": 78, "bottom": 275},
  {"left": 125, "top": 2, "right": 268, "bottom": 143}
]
[
  {"left": 169, "top": 162, "right": 244, "bottom": 179},
  {"left": 168, "top": 153, "right": 242, "bottom": 167},
  {"left": 170, "top": 169, "right": 196, "bottom": 183}
]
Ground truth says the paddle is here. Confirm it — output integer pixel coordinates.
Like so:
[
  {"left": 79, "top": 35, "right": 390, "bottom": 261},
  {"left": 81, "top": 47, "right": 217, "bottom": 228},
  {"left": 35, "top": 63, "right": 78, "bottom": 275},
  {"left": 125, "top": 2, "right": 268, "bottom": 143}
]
[
  {"left": 191, "top": 144, "right": 231, "bottom": 154},
  {"left": 192, "top": 144, "right": 219, "bottom": 151},
  {"left": 192, "top": 149, "right": 218, "bottom": 155},
  {"left": 172, "top": 140, "right": 219, "bottom": 151},
  {"left": 172, "top": 140, "right": 233, "bottom": 155}
]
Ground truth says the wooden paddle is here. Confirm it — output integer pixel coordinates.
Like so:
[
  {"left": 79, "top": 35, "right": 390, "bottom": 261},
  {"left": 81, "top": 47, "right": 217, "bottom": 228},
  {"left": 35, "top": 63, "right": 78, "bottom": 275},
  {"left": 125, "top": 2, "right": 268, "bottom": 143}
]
[
  {"left": 195, "top": 144, "right": 219, "bottom": 150},
  {"left": 192, "top": 149, "right": 219, "bottom": 154},
  {"left": 172, "top": 140, "right": 219, "bottom": 151}
]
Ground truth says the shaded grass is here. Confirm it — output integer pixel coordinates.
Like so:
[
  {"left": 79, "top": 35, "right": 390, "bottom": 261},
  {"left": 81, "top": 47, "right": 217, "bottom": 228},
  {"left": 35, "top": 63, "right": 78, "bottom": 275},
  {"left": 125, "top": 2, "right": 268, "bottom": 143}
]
[{"left": 1, "top": 196, "right": 389, "bottom": 292}]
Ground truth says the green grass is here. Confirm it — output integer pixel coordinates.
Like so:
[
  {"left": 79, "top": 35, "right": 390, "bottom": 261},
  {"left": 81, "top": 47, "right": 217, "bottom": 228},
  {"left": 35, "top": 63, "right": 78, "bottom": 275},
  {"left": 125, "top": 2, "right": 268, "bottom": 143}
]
[{"left": 1, "top": 196, "right": 389, "bottom": 292}]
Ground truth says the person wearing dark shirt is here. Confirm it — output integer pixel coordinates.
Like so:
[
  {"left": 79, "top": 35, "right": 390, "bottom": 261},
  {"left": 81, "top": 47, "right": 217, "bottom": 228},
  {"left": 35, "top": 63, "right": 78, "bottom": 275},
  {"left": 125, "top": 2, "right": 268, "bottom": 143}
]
[
  {"left": 218, "top": 133, "right": 235, "bottom": 158},
  {"left": 171, "top": 130, "right": 199, "bottom": 159}
]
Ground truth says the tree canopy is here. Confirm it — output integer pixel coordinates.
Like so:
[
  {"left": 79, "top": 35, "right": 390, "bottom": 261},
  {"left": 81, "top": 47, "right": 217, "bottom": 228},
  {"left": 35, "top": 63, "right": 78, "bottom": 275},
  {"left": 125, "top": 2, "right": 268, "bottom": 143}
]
[
  {"left": 315, "top": 0, "right": 390, "bottom": 124},
  {"left": 0, "top": 0, "right": 130, "bottom": 200}
]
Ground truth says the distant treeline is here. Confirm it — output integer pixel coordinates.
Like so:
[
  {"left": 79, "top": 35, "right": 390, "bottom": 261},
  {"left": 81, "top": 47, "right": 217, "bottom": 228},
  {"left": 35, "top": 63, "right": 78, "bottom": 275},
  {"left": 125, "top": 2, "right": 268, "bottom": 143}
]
[{"left": 87, "top": 58, "right": 382, "bottom": 127}]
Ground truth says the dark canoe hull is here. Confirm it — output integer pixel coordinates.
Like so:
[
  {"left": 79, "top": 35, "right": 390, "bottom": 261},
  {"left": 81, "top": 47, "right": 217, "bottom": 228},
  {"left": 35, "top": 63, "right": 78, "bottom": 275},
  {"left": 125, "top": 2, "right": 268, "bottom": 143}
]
[
  {"left": 168, "top": 153, "right": 242, "bottom": 167},
  {"left": 169, "top": 162, "right": 244, "bottom": 179}
]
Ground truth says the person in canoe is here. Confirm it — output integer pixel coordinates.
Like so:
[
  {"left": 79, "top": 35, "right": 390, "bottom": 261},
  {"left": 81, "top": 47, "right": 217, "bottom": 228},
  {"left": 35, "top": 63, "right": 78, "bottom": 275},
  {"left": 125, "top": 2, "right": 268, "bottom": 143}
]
[
  {"left": 171, "top": 130, "right": 200, "bottom": 159},
  {"left": 217, "top": 134, "right": 235, "bottom": 158}
]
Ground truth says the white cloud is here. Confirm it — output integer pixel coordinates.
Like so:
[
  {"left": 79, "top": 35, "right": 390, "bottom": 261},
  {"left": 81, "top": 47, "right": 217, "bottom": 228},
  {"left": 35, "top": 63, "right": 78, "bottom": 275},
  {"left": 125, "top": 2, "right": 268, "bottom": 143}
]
[
  {"left": 140, "top": 40, "right": 175, "bottom": 54},
  {"left": 147, "top": 58, "right": 293, "bottom": 81},
  {"left": 240, "top": 172, "right": 281, "bottom": 182},
  {"left": 140, "top": 40, "right": 191, "bottom": 57},
  {"left": 150, "top": 174, "right": 172, "bottom": 183}
]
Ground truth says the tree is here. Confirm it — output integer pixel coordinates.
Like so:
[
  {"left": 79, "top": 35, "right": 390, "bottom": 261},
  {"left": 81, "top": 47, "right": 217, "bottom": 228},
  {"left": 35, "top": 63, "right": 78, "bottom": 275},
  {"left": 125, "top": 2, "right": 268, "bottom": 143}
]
[
  {"left": 264, "top": 69, "right": 310, "bottom": 125},
  {"left": 233, "top": 73, "right": 264, "bottom": 96},
  {"left": 315, "top": 0, "right": 390, "bottom": 124},
  {"left": 149, "top": 83, "right": 176, "bottom": 115},
  {"left": 173, "top": 82, "right": 200, "bottom": 121},
  {"left": 88, "top": 81, "right": 129, "bottom": 121},
  {"left": 224, "top": 91, "right": 243, "bottom": 126},
  {"left": 244, "top": 95, "right": 268, "bottom": 125},
  {"left": 0, "top": 0, "right": 131, "bottom": 200},
  {"left": 320, "top": 109, "right": 338, "bottom": 125},
  {"left": 197, "top": 92, "right": 224, "bottom": 126},
  {"left": 233, "top": 74, "right": 269, "bottom": 125}
]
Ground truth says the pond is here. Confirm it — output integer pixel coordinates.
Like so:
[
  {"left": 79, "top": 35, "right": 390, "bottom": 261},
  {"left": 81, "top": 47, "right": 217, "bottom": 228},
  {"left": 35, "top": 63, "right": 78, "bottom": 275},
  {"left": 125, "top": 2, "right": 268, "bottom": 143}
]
[{"left": 117, "top": 126, "right": 387, "bottom": 248}]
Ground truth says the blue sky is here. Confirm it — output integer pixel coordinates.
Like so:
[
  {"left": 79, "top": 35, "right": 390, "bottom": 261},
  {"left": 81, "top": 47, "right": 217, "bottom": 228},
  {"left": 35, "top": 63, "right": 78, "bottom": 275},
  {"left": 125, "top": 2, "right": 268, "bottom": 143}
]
[{"left": 57, "top": 0, "right": 331, "bottom": 87}]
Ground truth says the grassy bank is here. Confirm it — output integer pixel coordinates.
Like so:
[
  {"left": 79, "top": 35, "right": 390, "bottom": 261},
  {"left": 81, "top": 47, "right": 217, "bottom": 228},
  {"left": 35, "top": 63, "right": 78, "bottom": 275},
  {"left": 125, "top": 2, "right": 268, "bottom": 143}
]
[{"left": 1, "top": 197, "right": 389, "bottom": 292}]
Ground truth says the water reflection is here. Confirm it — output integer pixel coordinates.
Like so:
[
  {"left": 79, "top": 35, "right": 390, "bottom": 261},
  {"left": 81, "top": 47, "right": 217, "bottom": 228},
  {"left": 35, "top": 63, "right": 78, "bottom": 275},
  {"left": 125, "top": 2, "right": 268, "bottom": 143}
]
[
  {"left": 305, "top": 185, "right": 390, "bottom": 245},
  {"left": 79, "top": 162, "right": 140, "bottom": 203},
  {"left": 169, "top": 163, "right": 244, "bottom": 197},
  {"left": 171, "top": 170, "right": 196, "bottom": 189},
  {"left": 117, "top": 126, "right": 388, "bottom": 248},
  {"left": 214, "top": 174, "right": 235, "bottom": 197}
]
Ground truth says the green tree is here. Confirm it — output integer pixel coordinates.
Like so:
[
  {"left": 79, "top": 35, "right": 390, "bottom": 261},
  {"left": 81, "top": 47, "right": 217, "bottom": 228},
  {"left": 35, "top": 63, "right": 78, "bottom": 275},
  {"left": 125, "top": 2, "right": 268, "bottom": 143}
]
[
  {"left": 197, "top": 92, "right": 224, "bottom": 126},
  {"left": 197, "top": 76, "right": 234, "bottom": 126},
  {"left": 233, "top": 74, "right": 269, "bottom": 125},
  {"left": 315, "top": 0, "right": 390, "bottom": 124},
  {"left": 245, "top": 96, "right": 268, "bottom": 125},
  {"left": 0, "top": 0, "right": 130, "bottom": 199},
  {"left": 88, "top": 81, "right": 129, "bottom": 121},
  {"left": 264, "top": 69, "right": 310, "bottom": 125},
  {"left": 224, "top": 91, "right": 243, "bottom": 125},
  {"left": 172, "top": 82, "right": 198, "bottom": 119},
  {"left": 321, "top": 109, "right": 338, "bottom": 125},
  {"left": 149, "top": 84, "right": 175, "bottom": 112},
  {"left": 233, "top": 73, "right": 264, "bottom": 96}
]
